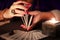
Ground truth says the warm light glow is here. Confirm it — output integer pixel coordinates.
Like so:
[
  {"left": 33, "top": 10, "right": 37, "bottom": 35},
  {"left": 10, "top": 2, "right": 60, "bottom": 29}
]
[{"left": 48, "top": 18, "right": 59, "bottom": 24}]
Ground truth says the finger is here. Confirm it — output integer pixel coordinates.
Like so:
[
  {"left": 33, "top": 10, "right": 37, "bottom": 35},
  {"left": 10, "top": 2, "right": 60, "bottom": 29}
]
[
  {"left": 28, "top": 11, "right": 34, "bottom": 16},
  {"left": 32, "top": 15, "right": 41, "bottom": 24},
  {"left": 13, "top": 11, "right": 25, "bottom": 17},
  {"left": 20, "top": 24, "right": 26, "bottom": 29},
  {"left": 10, "top": 5, "right": 28, "bottom": 10},
  {"left": 14, "top": 13, "right": 25, "bottom": 17},
  {"left": 28, "top": 11, "right": 37, "bottom": 16},
  {"left": 13, "top": 1, "right": 31, "bottom": 8},
  {"left": 27, "top": 26, "right": 32, "bottom": 31},
  {"left": 15, "top": 9, "right": 25, "bottom": 15},
  {"left": 29, "top": 11, "right": 40, "bottom": 16},
  {"left": 13, "top": 1, "right": 30, "bottom": 5}
]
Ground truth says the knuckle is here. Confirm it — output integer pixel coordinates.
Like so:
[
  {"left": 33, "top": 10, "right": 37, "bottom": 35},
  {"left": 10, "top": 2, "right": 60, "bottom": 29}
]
[{"left": 13, "top": 2, "right": 16, "bottom": 4}]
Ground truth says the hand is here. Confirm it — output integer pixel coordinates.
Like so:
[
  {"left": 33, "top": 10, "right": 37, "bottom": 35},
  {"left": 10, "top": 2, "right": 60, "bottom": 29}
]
[
  {"left": 29, "top": 11, "right": 55, "bottom": 27},
  {"left": 3, "top": 1, "right": 31, "bottom": 19},
  {"left": 20, "top": 11, "right": 41, "bottom": 30},
  {"left": 29, "top": 11, "right": 41, "bottom": 28},
  {"left": 20, "top": 24, "right": 32, "bottom": 31}
]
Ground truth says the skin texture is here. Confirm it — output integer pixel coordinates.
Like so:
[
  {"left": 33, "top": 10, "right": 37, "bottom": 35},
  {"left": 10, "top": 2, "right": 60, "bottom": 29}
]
[
  {"left": 20, "top": 11, "right": 55, "bottom": 30},
  {"left": 17, "top": 0, "right": 33, "bottom": 3},
  {"left": 0, "top": 1, "right": 31, "bottom": 20},
  {"left": 0, "top": 0, "right": 55, "bottom": 30},
  {"left": 29, "top": 11, "right": 55, "bottom": 24}
]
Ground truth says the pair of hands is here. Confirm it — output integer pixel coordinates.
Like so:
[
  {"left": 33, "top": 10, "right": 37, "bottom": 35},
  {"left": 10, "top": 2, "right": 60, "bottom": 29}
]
[
  {"left": 3, "top": 1, "right": 41, "bottom": 30},
  {"left": 3, "top": 1, "right": 54, "bottom": 30}
]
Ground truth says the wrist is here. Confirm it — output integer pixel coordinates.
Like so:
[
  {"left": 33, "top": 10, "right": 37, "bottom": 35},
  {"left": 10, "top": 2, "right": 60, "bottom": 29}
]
[
  {"left": 1, "top": 9, "right": 10, "bottom": 21},
  {"left": 3, "top": 8, "right": 13, "bottom": 19},
  {"left": 3, "top": 9, "right": 9, "bottom": 19}
]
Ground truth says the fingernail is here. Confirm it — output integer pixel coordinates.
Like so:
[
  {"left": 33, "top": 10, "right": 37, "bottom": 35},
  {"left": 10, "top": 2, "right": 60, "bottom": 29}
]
[{"left": 20, "top": 24, "right": 26, "bottom": 29}]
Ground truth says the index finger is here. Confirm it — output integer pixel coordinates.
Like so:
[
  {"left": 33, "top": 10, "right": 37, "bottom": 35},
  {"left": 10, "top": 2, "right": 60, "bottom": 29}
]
[{"left": 13, "top": 1, "right": 31, "bottom": 5}]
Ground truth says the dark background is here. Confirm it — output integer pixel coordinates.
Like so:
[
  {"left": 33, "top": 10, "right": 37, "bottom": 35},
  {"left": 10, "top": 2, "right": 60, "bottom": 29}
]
[{"left": 0, "top": 0, "right": 60, "bottom": 11}]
